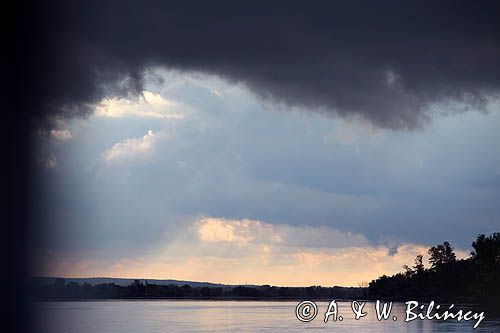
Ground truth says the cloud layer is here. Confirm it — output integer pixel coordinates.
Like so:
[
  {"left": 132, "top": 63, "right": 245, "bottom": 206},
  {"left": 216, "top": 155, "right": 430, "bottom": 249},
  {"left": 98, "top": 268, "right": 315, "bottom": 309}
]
[{"left": 27, "top": 0, "right": 500, "bottom": 129}]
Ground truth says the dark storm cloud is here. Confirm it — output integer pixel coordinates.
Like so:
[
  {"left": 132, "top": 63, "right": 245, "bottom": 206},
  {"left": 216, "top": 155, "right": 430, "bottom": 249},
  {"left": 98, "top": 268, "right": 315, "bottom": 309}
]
[{"left": 27, "top": 0, "right": 500, "bottom": 129}]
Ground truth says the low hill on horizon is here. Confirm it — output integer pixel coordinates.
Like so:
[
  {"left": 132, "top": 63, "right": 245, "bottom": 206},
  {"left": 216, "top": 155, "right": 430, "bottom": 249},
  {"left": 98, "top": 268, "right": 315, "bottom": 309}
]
[
  {"left": 33, "top": 276, "right": 363, "bottom": 290},
  {"left": 32, "top": 276, "right": 366, "bottom": 300},
  {"left": 34, "top": 276, "right": 235, "bottom": 289}
]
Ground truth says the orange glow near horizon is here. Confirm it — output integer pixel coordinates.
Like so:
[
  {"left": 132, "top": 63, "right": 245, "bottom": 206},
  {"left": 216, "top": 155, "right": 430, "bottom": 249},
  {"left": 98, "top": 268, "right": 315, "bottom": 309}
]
[{"left": 37, "top": 218, "right": 469, "bottom": 287}]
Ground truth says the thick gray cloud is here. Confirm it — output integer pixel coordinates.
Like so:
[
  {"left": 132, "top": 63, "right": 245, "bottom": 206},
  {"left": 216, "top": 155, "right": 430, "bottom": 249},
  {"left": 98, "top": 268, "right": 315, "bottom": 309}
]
[{"left": 28, "top": 0, "right": 500, "bottom": 129}]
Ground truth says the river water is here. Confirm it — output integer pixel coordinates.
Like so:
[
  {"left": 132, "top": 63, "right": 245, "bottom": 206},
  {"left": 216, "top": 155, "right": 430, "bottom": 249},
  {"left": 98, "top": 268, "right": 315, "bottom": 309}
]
[{"left": 35, "top": 300, "right": 500, "bottom": 332}]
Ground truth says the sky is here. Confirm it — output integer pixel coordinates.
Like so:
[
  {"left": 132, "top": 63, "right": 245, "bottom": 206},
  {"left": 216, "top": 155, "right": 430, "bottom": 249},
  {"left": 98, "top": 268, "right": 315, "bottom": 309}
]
[
  {"left": 17, "top": 1, "right": 500, "bottom": 287},
  {"left": 34, "top": 68, "right": 499, "bottom": 286}
]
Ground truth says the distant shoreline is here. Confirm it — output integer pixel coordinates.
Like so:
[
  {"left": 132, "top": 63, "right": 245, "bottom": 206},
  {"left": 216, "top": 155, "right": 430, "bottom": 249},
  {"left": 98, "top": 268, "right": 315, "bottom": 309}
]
[{"left": 35, "top": 297, "right": 363, "bottom": 302}]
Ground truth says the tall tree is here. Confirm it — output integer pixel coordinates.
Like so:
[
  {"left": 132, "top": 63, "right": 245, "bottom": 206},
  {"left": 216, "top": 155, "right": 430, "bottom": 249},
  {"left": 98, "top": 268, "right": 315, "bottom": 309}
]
[
  {"left": 413, "top": 254, "right": 425, "bottom": 274},
  {"left": 428, "top": 241, "right": 456, "bottom": 269}
]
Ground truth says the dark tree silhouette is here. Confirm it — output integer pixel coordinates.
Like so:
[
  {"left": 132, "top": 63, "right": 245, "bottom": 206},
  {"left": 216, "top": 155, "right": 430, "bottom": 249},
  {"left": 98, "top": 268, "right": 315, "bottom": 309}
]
[
  {"left": 413, "top": 254, "right": 425, "bottom": 274},
  {"left": 471, "top": 233, "right": 500, "bottom": 265},
  {"left": 369, "top": 233, "right": 500, "bottom": 304},
  {"left": 428, "top": 241, "right": 456, "bottom": 269},
  {"left": 32, "top": 280, "right": 364, "bottom": 300}
]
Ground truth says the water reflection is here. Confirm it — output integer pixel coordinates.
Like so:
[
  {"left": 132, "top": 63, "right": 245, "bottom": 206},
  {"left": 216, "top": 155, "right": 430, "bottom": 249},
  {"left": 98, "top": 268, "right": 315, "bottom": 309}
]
[{"left": 35, "top": 301, "right": 500, "bottom": 332}]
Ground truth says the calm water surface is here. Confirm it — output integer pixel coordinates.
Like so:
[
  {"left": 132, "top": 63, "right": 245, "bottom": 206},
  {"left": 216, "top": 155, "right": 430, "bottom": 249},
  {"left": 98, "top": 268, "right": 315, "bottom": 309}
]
[{"left": 35, "top": 300, "right": 500, "bottom": 332}]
